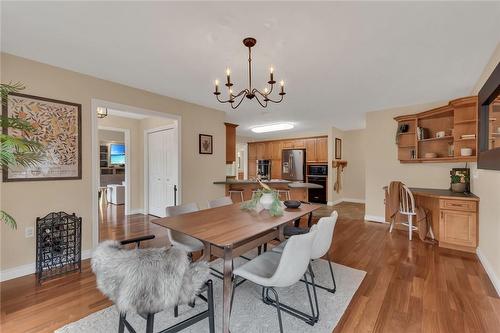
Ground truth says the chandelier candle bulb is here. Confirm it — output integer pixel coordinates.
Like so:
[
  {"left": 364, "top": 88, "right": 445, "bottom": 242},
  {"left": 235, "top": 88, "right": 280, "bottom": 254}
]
[
  {"left": 280, "top": 80, "right": 285, "bottom": 94},
  {"left": 270, "top": 67, "right": 274, "bottom": 82},
  {"left": 214, "top": 80, "right": 219, "bottom": 94},
  {"left": 226, "top": 68, "right": 231, "bottom": 85}
]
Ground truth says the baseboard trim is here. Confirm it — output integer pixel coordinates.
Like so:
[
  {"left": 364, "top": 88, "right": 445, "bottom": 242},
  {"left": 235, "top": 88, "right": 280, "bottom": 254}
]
[
  {"left": 343, "top": 198, "right": 366, "bottom": 204},
  {"left": 364, "top": 214, "right": 388, "bottom": 224},
  {"left": 327, "top": 198, "right": 365, "bottom": 206},
  {"left": 0, "top": 249, "right": 92, "bottom": 282},
  {"left": 127, "top": 208, "right": 145, "bottom": 215},
  {"left": 476, "top": 247, "right": 500, "bottom": 297}
]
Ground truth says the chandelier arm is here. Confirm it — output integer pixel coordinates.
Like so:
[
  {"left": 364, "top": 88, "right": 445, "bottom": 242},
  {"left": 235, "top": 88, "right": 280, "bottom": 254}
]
[
  {"left": 252, "top": 88, "right": 267, "bottom": 100},
  {"left": 253, "top": 93, "right": 268, "bottom": 108},
  {"left": 230, "top": 90, "right": 249, "bottom": 109},
  {"left": 265, "top": 93, "right": 285, "bottom": 104},
  {"left": 216, "top": 94, "right": 233, "bottom": 104}
]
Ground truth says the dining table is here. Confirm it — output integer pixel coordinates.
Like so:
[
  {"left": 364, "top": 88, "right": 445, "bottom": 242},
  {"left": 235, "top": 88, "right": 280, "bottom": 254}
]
[{"left": 152, "top": 202, "right": 321, "bottom": 333}]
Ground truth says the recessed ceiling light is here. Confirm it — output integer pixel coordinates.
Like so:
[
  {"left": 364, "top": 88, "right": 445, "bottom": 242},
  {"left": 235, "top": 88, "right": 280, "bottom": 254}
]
[{"left": 251, "top": 123, "right": 294, "bottom": 133}]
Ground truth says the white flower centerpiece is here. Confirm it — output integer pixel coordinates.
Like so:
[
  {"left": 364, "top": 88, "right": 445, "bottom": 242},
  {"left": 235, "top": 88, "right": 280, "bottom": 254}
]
[{"left": 240, "top": 179, "right": 284, "bottom": 216}]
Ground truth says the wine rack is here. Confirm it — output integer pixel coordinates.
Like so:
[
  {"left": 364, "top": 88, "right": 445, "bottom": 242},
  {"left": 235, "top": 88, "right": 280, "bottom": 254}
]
[{"left": 36, "top": 212, "right": 82, "bottom": 284}]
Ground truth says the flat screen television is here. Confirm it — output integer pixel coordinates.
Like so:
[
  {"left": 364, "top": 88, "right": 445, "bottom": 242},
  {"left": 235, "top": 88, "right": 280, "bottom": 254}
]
[{"left": 110, "top": 143, "right": 125, "bottom": 165}]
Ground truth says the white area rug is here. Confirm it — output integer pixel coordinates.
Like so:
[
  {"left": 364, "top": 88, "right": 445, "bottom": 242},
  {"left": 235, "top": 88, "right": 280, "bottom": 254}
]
[{"left": 56, "top": 255, "right": 365, "bottom": 333}]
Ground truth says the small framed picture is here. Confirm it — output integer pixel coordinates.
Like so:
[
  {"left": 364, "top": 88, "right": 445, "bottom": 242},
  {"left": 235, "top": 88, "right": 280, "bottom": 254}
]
[
  {"left": 199, "top": 134, "right": 213, "bottom": 154},
  {"left": 335, "top": 138, "right": 342, "bottom": 160}
]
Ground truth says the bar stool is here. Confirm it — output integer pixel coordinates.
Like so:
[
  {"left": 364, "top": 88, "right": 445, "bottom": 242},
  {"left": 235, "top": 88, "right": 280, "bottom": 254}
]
[
  {"left": 228, "top": 188, "right": 244, "bottom": 202},
  {"left": 277, "top": 189, "right": 291, "bottom": 201}
]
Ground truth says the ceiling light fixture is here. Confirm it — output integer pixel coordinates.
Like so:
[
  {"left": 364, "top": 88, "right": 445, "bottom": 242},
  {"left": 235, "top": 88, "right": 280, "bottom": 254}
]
[
  {"left": 213, "top": 37, "right": 286, "bottom": 109},
  {"left": 96, "top": 107, "right": 108, "bottom": 119},
  {"left": 251, "top": 123, "right": 294, "bottom": 133}
]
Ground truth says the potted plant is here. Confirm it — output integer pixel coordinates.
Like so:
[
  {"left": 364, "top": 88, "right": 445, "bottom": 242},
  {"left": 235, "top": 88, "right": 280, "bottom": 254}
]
[
  {"left": 1, "top": 82, "right": 45, "bottom": 229},
  {"left": 241, "top": 179, "right": 283, "bottom": 216},
  {"left": 450, "top": 174, "right": 467, "bottom": 193}
]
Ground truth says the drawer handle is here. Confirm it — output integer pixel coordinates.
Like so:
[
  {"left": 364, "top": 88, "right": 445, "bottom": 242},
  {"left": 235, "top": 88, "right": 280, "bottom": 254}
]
[{"left": 449, "top": 203, "right": 465, "bottom": 207}]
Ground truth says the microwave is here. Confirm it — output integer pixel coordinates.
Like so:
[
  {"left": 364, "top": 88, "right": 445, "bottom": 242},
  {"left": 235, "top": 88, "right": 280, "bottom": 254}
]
[{"left": 307, "top": 164, "right": 328, "bottom": 176}]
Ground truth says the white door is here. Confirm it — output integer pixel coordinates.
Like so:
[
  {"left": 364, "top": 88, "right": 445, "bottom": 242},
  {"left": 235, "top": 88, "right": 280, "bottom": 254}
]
[{"left": 148, "top": 128, "right": 177, "bottom": 217}]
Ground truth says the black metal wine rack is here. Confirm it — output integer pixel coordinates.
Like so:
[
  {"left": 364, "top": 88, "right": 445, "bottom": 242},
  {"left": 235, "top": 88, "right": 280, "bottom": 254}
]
[{"left": 36, "top": 212, "right": 82, "bottom": 284}]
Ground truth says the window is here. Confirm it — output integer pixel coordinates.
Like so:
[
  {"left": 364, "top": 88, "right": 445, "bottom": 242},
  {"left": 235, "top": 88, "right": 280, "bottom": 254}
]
[{"left": 110, "top": 143, "right": 125, "bottom": 165}]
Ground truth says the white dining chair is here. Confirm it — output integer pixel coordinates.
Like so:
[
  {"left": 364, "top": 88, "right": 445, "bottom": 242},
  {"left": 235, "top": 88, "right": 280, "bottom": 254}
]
[
  {"left": 389, "top": 184, "right": 418, "bottom": 240},
  {"left": 272, "top": 211, "right": 339, "bottom": 323},
  {"left": 165, "top": 203, "right": 205, "bottom": 254},
  {"left": 207, "top": 196, "right": 233, "bottom": 208},
  {"left": 232, "top": 228, "right": 318, "bottom": 332}
]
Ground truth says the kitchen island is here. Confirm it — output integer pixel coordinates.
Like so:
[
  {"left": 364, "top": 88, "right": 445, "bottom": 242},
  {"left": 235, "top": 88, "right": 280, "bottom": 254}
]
[{"left": 213, "top": 179, "right": 323, "bottom": 202}]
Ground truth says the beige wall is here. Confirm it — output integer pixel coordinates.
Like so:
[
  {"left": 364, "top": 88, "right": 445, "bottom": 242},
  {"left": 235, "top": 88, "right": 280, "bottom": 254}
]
[
  {"left": 1, "top": 53, "right": 225, "bottom": 271},
  {"left": 342, "top": 129, "right": 366, "bottom": 201},
  {"left": 98, "top": 129, "right": 124, "bottom": 143},
  {"left": 469, "top": 43, "right": 500, "bottom": 292}
]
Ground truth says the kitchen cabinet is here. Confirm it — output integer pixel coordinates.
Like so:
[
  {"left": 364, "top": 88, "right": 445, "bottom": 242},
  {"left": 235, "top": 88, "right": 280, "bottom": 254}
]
[
  {"left": 293, "top": 139, "right": 305, "bottom": 148},
  {"left": 224, "top": 123, "right": 238, "bottom": 164},
  {"left": 305, "top": 139, "right": 316, "bottom": 162},
  {"left": 315, "top": 137, "right": 328, "bottom": 162},
  {"left": 248, "top": 159, "right": 256, "bottom": 178},
  {"left": 247, "top": 135, "right": 328, "bottom": 180}
]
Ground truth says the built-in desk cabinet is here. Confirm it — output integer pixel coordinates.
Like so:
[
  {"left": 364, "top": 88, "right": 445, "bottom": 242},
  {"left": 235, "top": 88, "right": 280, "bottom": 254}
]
[
  {"left": 439, "top": 199, "right": 477, "bottom": 250},
  {"left": 384, "top": 188, "right": 479, "bottom": 253}
]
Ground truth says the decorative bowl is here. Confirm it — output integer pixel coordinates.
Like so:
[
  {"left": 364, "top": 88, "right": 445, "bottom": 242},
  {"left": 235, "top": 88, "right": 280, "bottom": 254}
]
[
  {"left": 424, "top": 152, "right": 437, "bottom": 158},
  {"left": 284, "top": 200, "right": 301, "bottom": 209},
  {"left": 460, "top": 148, "right": 473, "bottom": 156}
]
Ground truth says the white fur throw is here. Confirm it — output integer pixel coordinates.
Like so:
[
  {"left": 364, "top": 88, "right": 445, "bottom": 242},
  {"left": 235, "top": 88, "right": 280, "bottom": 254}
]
[{"left": 91, "top": 240, "right": 209, "bottom": 315}]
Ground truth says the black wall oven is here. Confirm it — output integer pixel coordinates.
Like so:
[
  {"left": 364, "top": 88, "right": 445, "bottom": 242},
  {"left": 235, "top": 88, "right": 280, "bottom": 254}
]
[{"left": 307, "top": 164, "right": 328, "bottom": 204}]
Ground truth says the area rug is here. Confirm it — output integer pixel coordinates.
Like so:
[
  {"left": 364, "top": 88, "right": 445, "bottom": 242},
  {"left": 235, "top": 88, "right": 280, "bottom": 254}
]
[{"left": 56, "top": 255, "right": 365, "bottom": 333}]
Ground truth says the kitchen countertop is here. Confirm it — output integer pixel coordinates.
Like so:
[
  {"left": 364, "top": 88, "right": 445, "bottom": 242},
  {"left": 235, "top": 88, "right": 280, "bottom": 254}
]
[{"left": 213, "top": 179, "right": 323, "bottom": 189}]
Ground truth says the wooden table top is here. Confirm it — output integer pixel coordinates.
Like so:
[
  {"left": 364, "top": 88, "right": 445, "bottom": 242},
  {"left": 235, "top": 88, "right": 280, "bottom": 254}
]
[{"left": 152, "top": 203, "right": 321, "bottom": 247}]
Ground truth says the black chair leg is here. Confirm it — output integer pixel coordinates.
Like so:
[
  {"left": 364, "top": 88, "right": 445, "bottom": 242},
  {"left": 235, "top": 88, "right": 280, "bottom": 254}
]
[
  {"left": 326, "top": 252, "right": 337, "bottom": 293},
  {"left": 174, "top": 304, "right": 179, "bottom": 318},
  {"left": 146, "top": 313, "right": 154, "bottom": 333},
  {"left": 118, "top": 313, "right": 125, "bottom": 333},
  {"left": 207, "top": 280, "right": 215, "bottom": 333},
  {"left": 267, "top": 287, "right": 284, "bottom": 333},
  {"left": 308, "top": 264, "right": 320, "bottom": 322},
  {"left": 257, "top": 245, "right": 262, "bottom": 255},
  {"left": 263, "top": 243, "right": 268, "bottom": 252}
]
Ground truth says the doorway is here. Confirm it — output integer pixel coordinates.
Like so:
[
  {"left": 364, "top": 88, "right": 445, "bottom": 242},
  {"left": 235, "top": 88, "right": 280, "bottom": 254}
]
[
  {"left": 91, "top": 99, "right": 181, "bottom": 248},
  {"left": 146, "top": 126, "right": 178, "bottom": 217}
]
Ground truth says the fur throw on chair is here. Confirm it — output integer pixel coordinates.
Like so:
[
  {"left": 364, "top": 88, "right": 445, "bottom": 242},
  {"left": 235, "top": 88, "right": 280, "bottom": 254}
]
[{"left": 91, "top": 240, "right": 209, "bottom": 316}]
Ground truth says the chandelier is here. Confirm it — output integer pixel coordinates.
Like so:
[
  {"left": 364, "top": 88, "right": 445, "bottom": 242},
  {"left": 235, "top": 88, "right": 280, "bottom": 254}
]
[{"left": 213, "top": 37, "right": 286, "bottom": 109}]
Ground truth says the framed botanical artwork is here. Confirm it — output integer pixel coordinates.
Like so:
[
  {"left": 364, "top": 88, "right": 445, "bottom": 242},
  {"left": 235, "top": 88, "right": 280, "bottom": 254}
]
[
  {"left": 199, "top": 134, "right": 213, "bottom": 154},
  {"left": 2, "top": 93, "right": 82, "bottom": 181},
  {"left": 335, "top": 138, "right": 342, "bottom": 160}
]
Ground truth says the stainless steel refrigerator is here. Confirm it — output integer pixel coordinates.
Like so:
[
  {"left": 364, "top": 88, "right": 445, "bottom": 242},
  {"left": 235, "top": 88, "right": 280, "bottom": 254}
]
[{"left": 281, "top": 149, "right": 305, "bottom": 181}]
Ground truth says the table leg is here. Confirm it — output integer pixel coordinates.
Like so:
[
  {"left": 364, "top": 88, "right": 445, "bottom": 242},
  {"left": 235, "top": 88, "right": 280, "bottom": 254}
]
[
  {"left": 307, "top": 212, "right": 313, "bottom": 228},
  {"left": 201, "top": 241, "right": 211, "bottom": 262},
  {"left": 222, "top": 246, "right": 233, "bottom": 333}
]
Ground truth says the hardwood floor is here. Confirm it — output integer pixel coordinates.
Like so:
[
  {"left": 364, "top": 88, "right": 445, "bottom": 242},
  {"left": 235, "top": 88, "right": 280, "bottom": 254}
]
[{"left": 1, "top": 202, "right": 499, "bottom": 333}]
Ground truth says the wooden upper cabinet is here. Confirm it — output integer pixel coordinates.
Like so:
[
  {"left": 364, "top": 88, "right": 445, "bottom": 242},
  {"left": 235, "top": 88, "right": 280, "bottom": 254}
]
[
  {"left": 315, "top": 137, "right": 328, "bottom": 162},
  {"left": 282, "top": 140, "right": 294, "bottom": 149},
  {"left": 305, "top": 139, "right": 316, "bottom": 162},
  {"left": 256, "top": 143, "right": 266, "bottom": 160},
  {"left": 271, "top": 141, "right": 282, "bottom": 160},
  {"left": 248, "top": 143, "right": 257, "bottom": 160},
  {"left": 293, "top": 139, "right": 306, "bottom": 148},
  {"left": 224, "top": 123, "right": 238, "bottom": 164}
]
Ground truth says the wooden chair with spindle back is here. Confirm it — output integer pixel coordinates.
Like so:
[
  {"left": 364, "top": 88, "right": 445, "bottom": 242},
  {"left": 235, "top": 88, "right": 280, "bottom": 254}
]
[{"left": 389, "top": 184, "right": 418, "bottom": 240}]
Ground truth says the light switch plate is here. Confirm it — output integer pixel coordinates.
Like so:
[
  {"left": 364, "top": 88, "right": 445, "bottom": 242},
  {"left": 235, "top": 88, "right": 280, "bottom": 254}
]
[{"left": 25, "top": 226, "right": 34, "bottom": 238}]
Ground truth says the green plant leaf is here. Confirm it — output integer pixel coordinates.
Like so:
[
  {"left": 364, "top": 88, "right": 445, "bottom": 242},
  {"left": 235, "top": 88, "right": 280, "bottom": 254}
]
[
  {"left": 1, "top": 82, "right": 25, "bottom": 105},
  {"left": 0, "top": 210, "right": 17, "bottom": 229}
]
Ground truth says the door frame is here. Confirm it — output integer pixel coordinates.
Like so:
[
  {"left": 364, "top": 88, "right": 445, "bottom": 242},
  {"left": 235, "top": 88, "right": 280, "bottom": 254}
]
[
  {"left": 144, "top": 124, "right": 179, "bottom": 216},
  {"left": 91, "top": 99, "right": 181, "bottom": 248},
  {"left": 97, "top": 126, "right": 131, "bottom": 215}
]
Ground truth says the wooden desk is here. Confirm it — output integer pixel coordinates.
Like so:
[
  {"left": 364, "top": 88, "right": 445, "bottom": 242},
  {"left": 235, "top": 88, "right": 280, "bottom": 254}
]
[
  {"left": 384, "top": 187, "right": 479, "bottom": 253},
  {"left": 152, "top": 203, "right": 321, "bottom": 333}
]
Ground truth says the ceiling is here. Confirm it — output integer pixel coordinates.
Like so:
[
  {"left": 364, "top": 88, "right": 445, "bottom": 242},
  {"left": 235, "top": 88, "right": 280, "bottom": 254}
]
[{"left": 2, "top": 2, "right": 499, "bottom": 138}]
